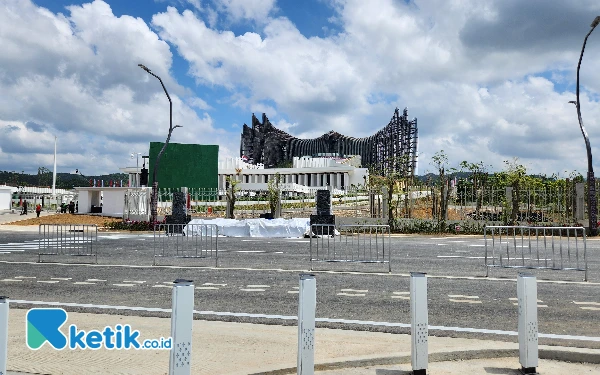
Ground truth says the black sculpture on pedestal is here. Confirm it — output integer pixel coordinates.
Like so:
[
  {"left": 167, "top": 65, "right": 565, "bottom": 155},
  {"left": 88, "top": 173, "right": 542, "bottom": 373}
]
[
  {"left": 165, "top": 191, "right": 191, "bottom": 234},
  {"left": 310, "top": 190, "right": 335, "bottom": 236}
]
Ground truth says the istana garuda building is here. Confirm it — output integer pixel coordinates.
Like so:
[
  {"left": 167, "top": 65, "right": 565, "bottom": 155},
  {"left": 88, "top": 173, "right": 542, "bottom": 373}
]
[{"left": 240, "top": 108, "right": 418, "bottom": 176}]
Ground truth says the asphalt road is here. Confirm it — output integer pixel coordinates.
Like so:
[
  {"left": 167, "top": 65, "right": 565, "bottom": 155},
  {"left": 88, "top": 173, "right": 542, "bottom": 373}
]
[{"left": 0, "top": 231, "right": 598, "bottom": 349}]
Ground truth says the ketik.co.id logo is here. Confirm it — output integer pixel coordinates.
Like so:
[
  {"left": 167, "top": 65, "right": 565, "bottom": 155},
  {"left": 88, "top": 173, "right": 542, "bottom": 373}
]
[{"left": 26, "top": 308, "right": 171, "bottom": 350}]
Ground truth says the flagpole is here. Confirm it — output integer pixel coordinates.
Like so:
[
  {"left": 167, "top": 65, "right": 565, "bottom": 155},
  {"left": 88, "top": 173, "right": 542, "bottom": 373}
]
[{"left": 52, "top": 136, "right": 57, "bottom": 197}]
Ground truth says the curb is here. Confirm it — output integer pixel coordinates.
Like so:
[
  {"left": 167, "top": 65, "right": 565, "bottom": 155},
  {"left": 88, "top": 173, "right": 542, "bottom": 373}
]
[{"left": 252, "top": 348, "right": 600, "bottom": 375}]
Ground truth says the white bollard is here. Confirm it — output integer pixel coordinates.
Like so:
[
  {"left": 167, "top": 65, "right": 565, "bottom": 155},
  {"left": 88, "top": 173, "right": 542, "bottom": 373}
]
[
  {"left": 297, "top": 274, "right": 316, "bottom": 375},
  {"left": 410, "top": 272, "right": 428, "bottom": 375},
  {"left": 169, "top": 279, "right": 194, "bottom": 375},
  {"left": 518, "top": 272, "right": 538, "bottom": 374},
  {"left": 0, "top": 296, "right": 8, "bottom": 375}
]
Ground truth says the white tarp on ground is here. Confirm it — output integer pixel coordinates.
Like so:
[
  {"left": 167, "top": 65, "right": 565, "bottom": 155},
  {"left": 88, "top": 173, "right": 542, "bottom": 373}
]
[{"left": 185, "top": 218, "right": 311, "bottom": 238}]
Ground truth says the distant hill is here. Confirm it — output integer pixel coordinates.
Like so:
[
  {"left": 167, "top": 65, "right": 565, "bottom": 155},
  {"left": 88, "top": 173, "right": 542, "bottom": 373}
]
[{"left": 0, "top": 171, "right": 128, "bottom": 189}]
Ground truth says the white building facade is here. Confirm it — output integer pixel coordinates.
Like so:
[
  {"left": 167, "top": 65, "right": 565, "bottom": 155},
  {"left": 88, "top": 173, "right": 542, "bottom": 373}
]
[{"left": 218, "top": 156, "right": 368, "bottom": 193}]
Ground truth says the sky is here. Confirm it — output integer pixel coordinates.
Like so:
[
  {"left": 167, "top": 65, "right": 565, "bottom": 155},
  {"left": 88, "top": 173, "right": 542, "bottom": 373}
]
[{"left": 1, "top": 0, "right": 600, "bottom": 178}]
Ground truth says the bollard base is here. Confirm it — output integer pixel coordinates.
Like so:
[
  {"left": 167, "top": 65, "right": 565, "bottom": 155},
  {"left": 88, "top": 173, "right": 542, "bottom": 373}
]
[
  {"left": 520, "top": 367, "right": 537, "bottom": 374},
  {"left": 413, "top": 370, "right": 426, "bottom": 375}
]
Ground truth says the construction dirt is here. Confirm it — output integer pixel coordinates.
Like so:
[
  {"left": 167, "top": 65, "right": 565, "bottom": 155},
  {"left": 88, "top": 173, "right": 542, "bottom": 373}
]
[{"left": 2, "top": 213, "right": 122, "bottom": 227}]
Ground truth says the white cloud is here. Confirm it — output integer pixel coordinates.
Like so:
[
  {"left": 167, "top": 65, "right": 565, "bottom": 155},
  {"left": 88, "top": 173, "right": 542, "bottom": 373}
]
[
  {"left": 213, "top": 0, "right": 276, "bottom": 23},
  {"left": 0, "top": 0, "right": 217, "bottom": 174}
]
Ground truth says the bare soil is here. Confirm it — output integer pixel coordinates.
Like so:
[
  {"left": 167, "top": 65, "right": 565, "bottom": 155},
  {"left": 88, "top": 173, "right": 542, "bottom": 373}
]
[{"left": 2, "top": 213, "right": 122, "bottom": 226}]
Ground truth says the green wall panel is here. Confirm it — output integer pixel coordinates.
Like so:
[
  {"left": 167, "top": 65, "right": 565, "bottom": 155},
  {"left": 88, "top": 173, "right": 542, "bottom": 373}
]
[{"left": 148, "top": 142, "right": 218, "bottom": 189}]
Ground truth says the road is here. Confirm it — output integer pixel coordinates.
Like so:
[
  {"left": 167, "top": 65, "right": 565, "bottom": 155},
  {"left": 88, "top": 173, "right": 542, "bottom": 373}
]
[{"left": 0, "top": 231, "right": 598, "bottom": 349}]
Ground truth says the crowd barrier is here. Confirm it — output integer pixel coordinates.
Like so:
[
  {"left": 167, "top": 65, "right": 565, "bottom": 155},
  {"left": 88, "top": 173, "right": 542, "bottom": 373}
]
[
  {"left": 309, "top": 224, "right": 391, "bottom": 272},
  {"left": 153, "top": 223, "right": 219, "bottom": 267},
  {"left": 484, "top": 225, "right": 587, "bottom": 281},
  {"left": 38, "top": 224, "right": 98, "bottom": 263}
]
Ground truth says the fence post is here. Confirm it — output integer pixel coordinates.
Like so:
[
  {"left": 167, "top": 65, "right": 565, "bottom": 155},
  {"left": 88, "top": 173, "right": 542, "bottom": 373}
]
[
  {"left": 576, "top": 183, "right": 585, "bottom": 220},
  {"left": 410, "top": 272, "right": 428, "bottom": 375},
  {"left": 169, "top": 279, "right": 194, "bottom": 375},
  {"left": 382, "top": 186, "right": 389, "bottom": 219},
  {"left": 297, "top": 274, "right": 316, "bottom": 375},
  {"left": 0, "top": 296, "right": 8, "bottom": 375},
  {"left": 517, "top": 272, "right": 538, "bottom": 374}
]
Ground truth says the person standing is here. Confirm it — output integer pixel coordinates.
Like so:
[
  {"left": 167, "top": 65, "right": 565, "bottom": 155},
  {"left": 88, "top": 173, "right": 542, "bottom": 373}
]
[
  {"left": 22, "top": 200, "right": 28, "bottom": 215},
  {"left": 36, "top": 203, "right": 42, "bottom": 218}
]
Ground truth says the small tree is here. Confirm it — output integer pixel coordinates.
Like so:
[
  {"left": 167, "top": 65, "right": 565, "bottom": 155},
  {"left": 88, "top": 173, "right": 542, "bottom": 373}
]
[
  {"left": 267, "top": 172, "right": 282, "bottom": 217},
  {"left": 431, "top": 150, "right": 453, "bottom": 229},
  {"left": 503, "top": 158, "right": 527, "bottom": 225},
  {"left": 459, "top": 161, "right": 490, "bottom": 216},
  {"left": 225, "top": 176, "right": 239, "bottom": 219}
]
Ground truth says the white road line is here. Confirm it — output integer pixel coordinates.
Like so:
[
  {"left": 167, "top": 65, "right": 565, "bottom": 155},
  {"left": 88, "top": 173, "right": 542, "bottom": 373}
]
[
  {"left": 240, "top": 289, "right": 265, "bottom": 292},
  {"left": 237, "top": 250, "right": 266, "bottom": 253},
  {"left": 512, "top": 303, "right": 547, "bottom": 308},
  {"left": 287, "top": 291, "right": 299, "bottom": 294},
  {"left": 0, "top": 279, "right": 22, "bottom": 282},
  {"left": 437, "top": 244, "right": 448, "bottom": 246},
  {"left": 437, "top": 255, "right": 462, "bottom": 258},
  {"left": 392, "top": 291, "right": 409, "bottom": 295},
  {"left": 573, "top": 301, "right": 600, "bottom": 306},
  {"left": 509, "top": 298, "right": 543, "bottom": 302},
  {"left": 0, "top": 252, "right": 11, "bottom": 254},
  {"left": 247, "top": 285, "right": 270, "bottom": 288},
  {"left": 449, "top": 241, "right": 466, "bottom": 243},
  {"left": 448, "top": 295, "right": 479, "bottom": 299},
  {"left": 9, "top": 299, "right": 600, "bottom": 342},
  {"left": 580, "top": 307, "right": 600, "bottom": 311},
  {"left": 391, "top": 296, "right": 409, "bottom": 300},
  {"left": 340, "top": 289, "right": 368, "bottom": 293},
  {"left": 15, "top": 276, "right": 36, "bottom": 279},
  {"left": 87, "top": 279, "right": 106, "bottom": 282},
  {"left": 449, "top": 299, "right": 482, "bottom": 304},
  {"left": 73, "top": 282, "right": 96, "bottom": 285},
  {"left": 37, "top": 280, "right": 59, "bottom": 284},
  {"left": 203, "top": 283, "right": 227, "bottom": 286},
  {"left": 113, "top": 283, "right": 136, "bottom": 287},
  {"left": 196, "top": 286, "right": 219, "bottom": 290},
  {"left": 337, "top": 293, "right": 366, "bottom": 297},
  {"left": 152, "top": 285, "right": 171, "bottom": 288},
  {"left": 51, "top": 278, "right": 72, "bottom": 281},
  {"left": 123, "top": 280, "right": 146, "bottom": 284},
  {"left": 469, "top": 245, "right": 485, "bottom": 247}
]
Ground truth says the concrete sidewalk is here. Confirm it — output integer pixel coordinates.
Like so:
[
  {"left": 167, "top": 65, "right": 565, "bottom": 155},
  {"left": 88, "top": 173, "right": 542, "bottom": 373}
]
[{"left": 4, "top": 309, "right": 600, "bottom": 375}]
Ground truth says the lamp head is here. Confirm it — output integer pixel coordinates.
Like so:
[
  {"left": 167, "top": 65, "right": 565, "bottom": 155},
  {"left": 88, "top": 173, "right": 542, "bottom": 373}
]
[
  {"left": 592, "top": 16, "right": 600, "bottom": 28},
  {"left": 568, "top": 101, "right": 577, "bottom": 105},
  {"left": 138, "top": 64, "right": 151, "bottom": 73}
]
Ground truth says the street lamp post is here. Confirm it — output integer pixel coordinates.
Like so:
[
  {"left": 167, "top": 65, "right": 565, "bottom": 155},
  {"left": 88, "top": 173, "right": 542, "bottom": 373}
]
[
  {"left": 138, "top": 64, "right": 182, "bottom": 224},
  {"left": 570, "top": 16, "right": 600, "bottom": 236},
  {"left": 131, "top": 152, "right": 141, "bottom": 187}
]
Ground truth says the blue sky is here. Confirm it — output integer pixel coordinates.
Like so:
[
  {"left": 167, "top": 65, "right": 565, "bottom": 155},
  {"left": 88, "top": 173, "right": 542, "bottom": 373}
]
[{"left": 1, "top": 0, "right": 600, "bottom": 177}]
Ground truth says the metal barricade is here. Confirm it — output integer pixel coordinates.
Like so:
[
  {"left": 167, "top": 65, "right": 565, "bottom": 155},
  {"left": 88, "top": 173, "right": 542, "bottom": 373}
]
[
  {"left": 310, "top": 224, "right": 391, "bottom": 272},
  {"left": 38, "top": 224, "right": 98, "bottom": 263},
  {"left": 484, "top": 226, "right": 587, "bottom": 281},
  {"left": 153, "top": 223, "right": 219, "bottom": 267}
]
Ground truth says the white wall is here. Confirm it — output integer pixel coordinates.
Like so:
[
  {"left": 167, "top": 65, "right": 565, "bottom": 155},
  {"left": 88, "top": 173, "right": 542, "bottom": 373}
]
[
  {"left": 103, "top": 189, "right": 126, "bottom": 216},
  {"left": 0, "top": 187, "right": 12, "bottom": 210}
]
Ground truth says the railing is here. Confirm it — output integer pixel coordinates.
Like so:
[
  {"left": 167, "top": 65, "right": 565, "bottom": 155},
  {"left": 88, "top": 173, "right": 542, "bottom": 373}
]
[
  {"left": 38, "top": 224, "right": 98, "bottom": 263},
  {"left": 484, "top": 225, "right": 587, "bottom": 281},
  {"left": 309, "top": 224, "right": 391, "bottom": 272},
  {"left": 153, "top": 223, "right": 219, "bottom": 267}
]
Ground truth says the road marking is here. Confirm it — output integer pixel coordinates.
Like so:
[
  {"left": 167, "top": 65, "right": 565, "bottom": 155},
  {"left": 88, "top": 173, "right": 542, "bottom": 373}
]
[
  {"left": 340, "top": 289, "right": 368, "bottom": 293},
  {"left": 393, "top": 291, "right": 409, "bottom": 295},
  {"left": 37, "top": 280, "right": 59, "bottom": 284},
  {"left": 449, "top": 241, "right": 466, "bottom": 243},
  {"left": 580, "top": 307, "right": 600, "bottom": 311},
  {"left": 240, "top": 289, "right": 265, "bottom": 292},
  {"left": 449, "top": 299, "right": 482, "bottom": 304},
  {"left": 237, "top": 250, "right": 266, "bottom": 253},
  {"left": 247, "top": 285, "right": 270, "bottom": 288},
  {"left": 509, "top": 298, "right": 543, "bottom": 302},
  {"left": 391, "top": 296, "right": 409, "bottom": 300},
  {"left": 448, "top": 295, "right": 479, "bottom": 299},
  {"left": 15, "top": 276, "right": 36, "bottom": 279},
  {"left": 337, "top": 293, "right": 366, "bottom": 297},
  {"left": 287, "top": 291, "right": 299, "bottom": 294},
  {"left": 51, "top": 277, "right": 72, "bottom": 281},
  {"left": 113, "top": 283, "right": 136, "bottom": 287},
  {"left": 73, "top": 282, "right": 96, "bottom": 285},
  {"left": 437, "top": 244, "right": 448, "bottom": 246},
  {"left": 573, "top": 301, "right": 600, "bottom": 306},
  {"left": 438, "top": 255, "right": 462, "bottom": 258},
  {"left": 0, "top": 252, "right": 11, "bottom": 254},
  {"left": 0, "top": 279, "right": 22, "bottom": 282},
  {"left": 152, "top": 285, "right": 171, "bottom": 288},
  {"left": 203, "top": 283, "right": 227, "bottom": 286},
  {"left": 469, "top": 245, "right": 485, "bottom": 247},
  {"left": 123, "top": 280, "right": 146, "bottom": 284},
  {"left": 196, "top": 286, "right": 219, "bottom": 290},
  {"left": 87, "top": 279, "right": 106, "bottom": 282},
  {"left": 10, "top": 299, "right": 600, "bottom": 342},
  {"left": 512, "top": 303, "right": 547, "bottom": 308}
]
